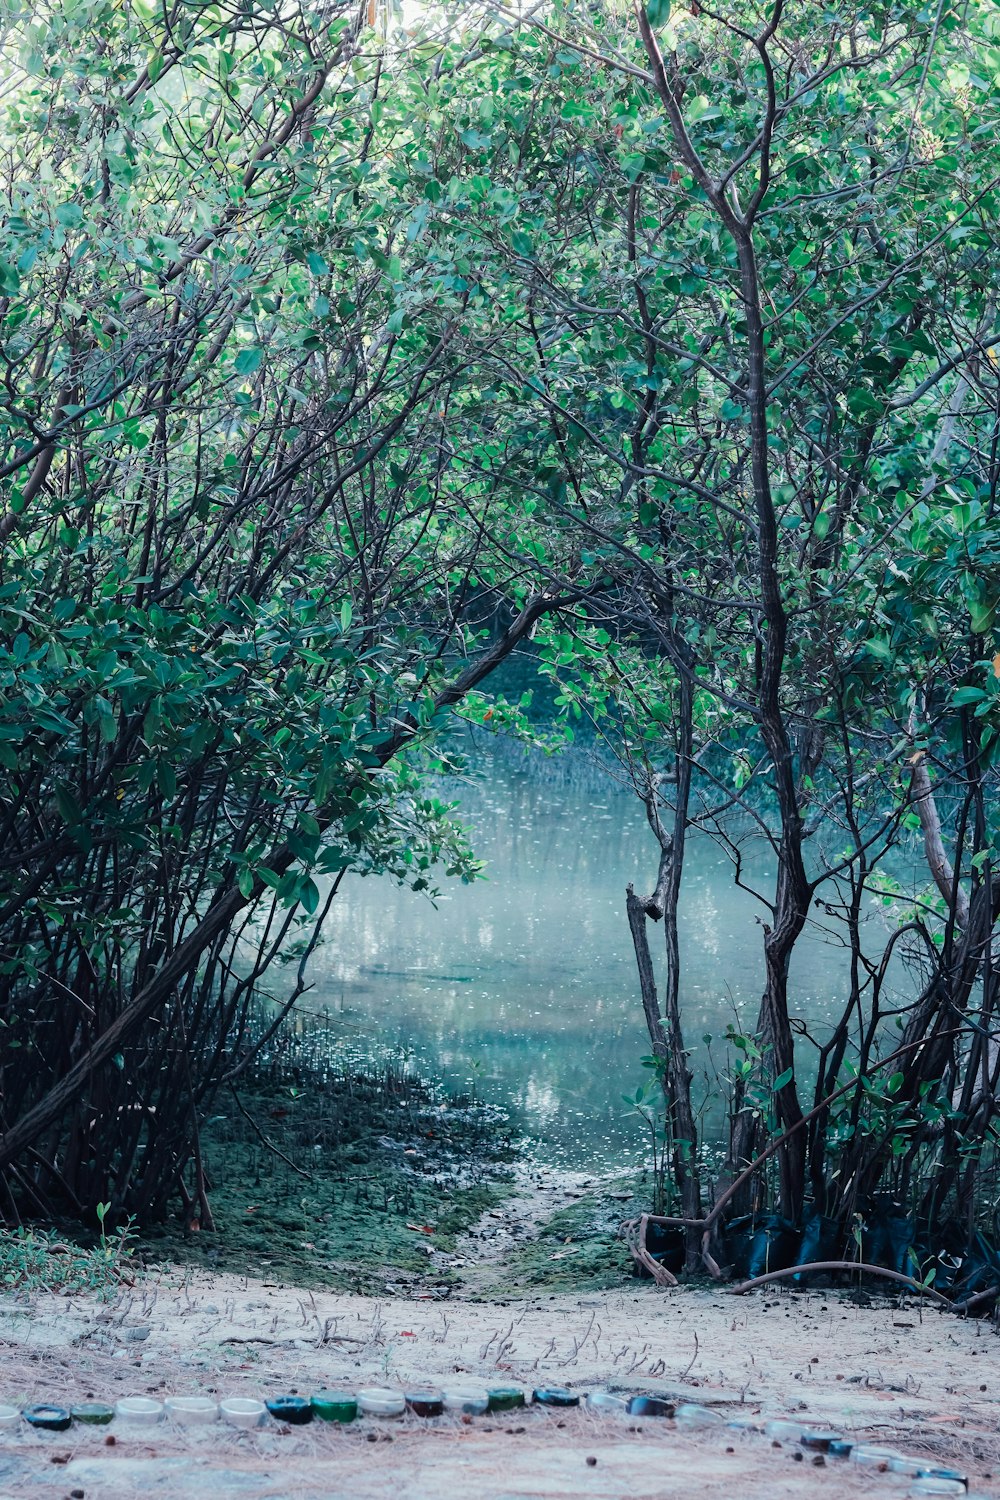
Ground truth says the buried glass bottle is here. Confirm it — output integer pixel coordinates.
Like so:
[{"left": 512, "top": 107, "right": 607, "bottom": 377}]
[
  {"left": 532, "top": 1388, "right": 580, "bottom": 1409},
  {"left": 487, "top": 1388, "right": 525, "bottom": 1413},
  {"left": 264, "top": 1395, "right": 312, "bottom": 1425},
  {"left": 675, "top": 1404, "right": 723, "bottom": 1429},
  {"left": 71, "top": 1403, "right": 114, "bottom": 1426},
  {"left": 311, "top": 1390, "right": 358, "bottom": 1423},
  {"left": 23, "top": 1405, "right": 71, "bottom": 1433},
  {"left": 626, "top": 1396, "right": 674, "bottom": 1419},
  {"left": 405, "top": 1390, "right": 444, "bottom": 1418}
]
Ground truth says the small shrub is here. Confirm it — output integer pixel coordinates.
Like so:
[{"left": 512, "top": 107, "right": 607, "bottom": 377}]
[{"left": 0, "top": 1209, "right": 136, "bottom": 1298}]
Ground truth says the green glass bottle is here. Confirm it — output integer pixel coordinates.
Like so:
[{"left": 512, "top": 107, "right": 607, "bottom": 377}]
[
  {"left": 487, "top": 1387, "right": 525, "bottom": 1413},
  {"left": 311, "top": 1391, "right": 358, "bottom": 1423},
  {"left": 72, "top": 1402, "right": 114, "bottom": 1426}
]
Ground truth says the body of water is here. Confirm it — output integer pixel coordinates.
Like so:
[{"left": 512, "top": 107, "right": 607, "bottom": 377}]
[{"left": 292, "top": 733, "right": 915, "bottom": 1169}]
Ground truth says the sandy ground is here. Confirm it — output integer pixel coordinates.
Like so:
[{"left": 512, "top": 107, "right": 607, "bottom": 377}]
[
  {"left": 0, "top": 1167, "right": 996, "bottom": 1498},
  {"left": 1, "top": 1257, "right": 999, "bottom": 1500}
]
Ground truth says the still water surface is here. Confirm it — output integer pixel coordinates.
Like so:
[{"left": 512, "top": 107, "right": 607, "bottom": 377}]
[{"left": 302, "top": 739, "right": 909, "bottom": 1169}]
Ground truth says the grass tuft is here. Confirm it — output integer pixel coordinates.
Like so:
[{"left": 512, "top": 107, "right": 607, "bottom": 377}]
[{"left": 0, "top": 1219, "right": 136, "bottom": 1299}]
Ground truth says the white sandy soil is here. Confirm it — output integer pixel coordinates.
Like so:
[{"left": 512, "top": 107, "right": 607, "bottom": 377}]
[{"left": 0, "top": 1261, "right": 998, "bottom": 1499}]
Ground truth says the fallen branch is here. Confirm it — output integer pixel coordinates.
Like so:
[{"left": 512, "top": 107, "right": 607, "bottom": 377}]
[
  {"left": 727, "top": 1260, "right": 953, "bottom": 1308},
  {"left": 221, "top": 1332, "right": 366, "bottom": 1347}
]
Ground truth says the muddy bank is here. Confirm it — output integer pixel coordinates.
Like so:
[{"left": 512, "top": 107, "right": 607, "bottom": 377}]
[
  {"left": 141, "top": 1064, "right": 521, "bottom": 1295},
  {"left": 452, "top": 1169, "right": 647, "bottom": 1295},
  {"left": 130, "top": 1015, "right": 661, "bottom": 1300}
]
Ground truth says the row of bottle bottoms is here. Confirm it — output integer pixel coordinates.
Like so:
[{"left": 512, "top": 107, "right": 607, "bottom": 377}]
[
  {"left": 0, "top": 1390, "right": 975, "bottom": 1490},
  {"left": 0, "top": 1385, "right": 629, "bottom": 1430}
]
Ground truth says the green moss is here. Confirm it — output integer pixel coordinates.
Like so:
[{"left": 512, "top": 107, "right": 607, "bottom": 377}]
[
  {"left": 141, "top": 1069, "right": 515, "bottom": 1293},
  {"left": 497, "top": 1179, "right": 644, "bottom": 1294},
  {"left": 135, "top": 1044, "right": 657, "bottom": 1299}
]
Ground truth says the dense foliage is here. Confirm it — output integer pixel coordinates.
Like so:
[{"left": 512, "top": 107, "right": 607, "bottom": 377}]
[
  {"left": 0, "top": 0, "right": 558, "bottom": 1220},
  {"left": 444, "top": 0, "right": 1000, "bottom": 1268},
  {"left": 1, "top": 0, "right": 1000, "bottom": 1281}
]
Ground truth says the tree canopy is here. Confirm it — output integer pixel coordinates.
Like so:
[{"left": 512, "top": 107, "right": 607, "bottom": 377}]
[{"left": 1, "top": 0, "right": 1000, "bottom": 1274}]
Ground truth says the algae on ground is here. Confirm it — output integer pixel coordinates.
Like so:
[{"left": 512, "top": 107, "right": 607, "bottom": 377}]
[
  {"left": 497, "top": 1179, "right": 647, "bottom": 1295},
  {"left": 143, "top": 1064, "right": 516, "bottom": 1293},
  {"left": 139, "top": 1020, "right": 656, "bottom": 1298}
]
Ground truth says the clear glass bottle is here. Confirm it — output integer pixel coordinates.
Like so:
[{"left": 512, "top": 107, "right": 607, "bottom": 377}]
[
  {"left": 165, "top": 1397, "right": 219, "bottom": 1426},
  {"left": 763, "top": 1418, "right": 805, "bottom": 1442},
  {"left": 850, "top": 1445, "right": 903, "bottom": 1468},
  {"left": 219, "top": 1397, "right": 266, "bottom": 1428},
  {"left": 357, "top": 1387, "right": 406, "bottom": 1418},
  {"left": 675, "top": 1403, "right": 724, "bottom": 1429},
  {"left": 443, "top": 1384, "right": 490, "bottom": 1415},
  {"left": 586, "top": 1391, "right": 628, "bottom": 1414}
]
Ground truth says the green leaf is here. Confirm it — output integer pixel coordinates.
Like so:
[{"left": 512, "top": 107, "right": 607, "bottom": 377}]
[
  {"left": 235, "top": 347, "right": 262, "bottom": 377},
  {"left": 773, "top": 1067, "right": 794, "bottom": 1091},
  {"left": 95, "top": 700, "right": 117, "bottom": 743},
  {"left": 156, "top": 761, "right": 177, "bottom": 799},
  {"left": 299, "top": 876, "right": 320, "bottom": 915},
  {"left": 645, "top": 0, "right": 670, "bottom": 24},
  {"left": 559, "top": 99, "right": 594, "bottom": 120},
  {"left": 54, "top": 784, "right": 82, "bottom": 823},
  {"left": 969, "top": 597, "right": 997, "bottom": 635}
]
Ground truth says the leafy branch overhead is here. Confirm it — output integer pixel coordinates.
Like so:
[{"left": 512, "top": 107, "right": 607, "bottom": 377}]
[{"left": 1, "top": 0, "right": 1000, "bottom": 1273}]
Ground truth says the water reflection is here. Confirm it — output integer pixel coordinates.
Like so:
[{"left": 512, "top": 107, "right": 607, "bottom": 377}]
[{"left": 297, "top": 737, "right": 914, "bottom": 1168}]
